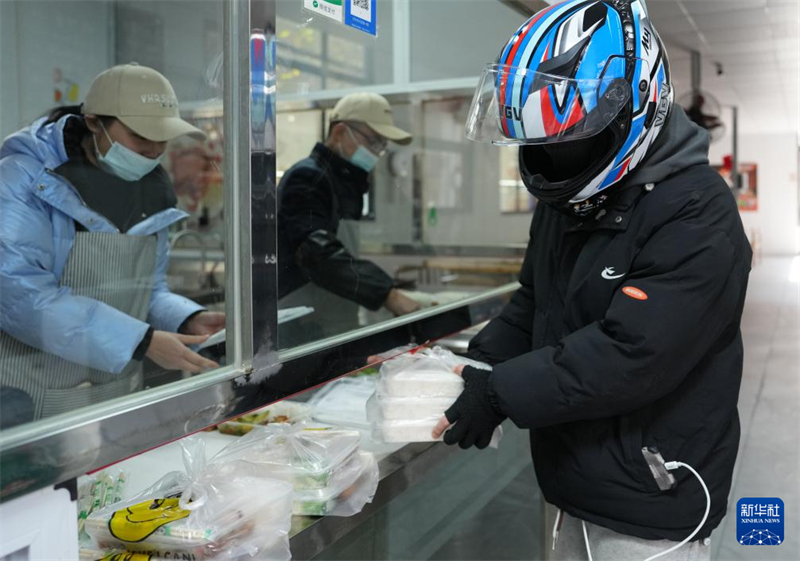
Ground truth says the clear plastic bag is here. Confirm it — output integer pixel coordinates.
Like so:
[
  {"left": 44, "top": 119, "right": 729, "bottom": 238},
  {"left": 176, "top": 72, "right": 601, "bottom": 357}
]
[
  {"left": 209, "top": 423, "right": 361, "bottom": 490},
  {"left": 307, "top": 377, "right": 377, "bottom": 431},
  {"left": 376, "top": 346, "right": 490, "bottom": 398},
  {"left": 80, "top": 539, "right": 290, "bottom": 561},
  {"left": 292, "top": 452, "right": 379, "bottom": 517},
  {"left": 84, "top": 438, "right": 293, "bottom": 560}
]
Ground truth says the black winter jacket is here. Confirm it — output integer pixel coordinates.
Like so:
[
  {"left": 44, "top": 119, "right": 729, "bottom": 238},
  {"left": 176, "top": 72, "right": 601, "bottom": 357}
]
[
  {"left": 469, "top": 109, "right": 752, "bottom": 541},
  {"left": 277, "top": 143, "right": 393, "bottom": 310}
]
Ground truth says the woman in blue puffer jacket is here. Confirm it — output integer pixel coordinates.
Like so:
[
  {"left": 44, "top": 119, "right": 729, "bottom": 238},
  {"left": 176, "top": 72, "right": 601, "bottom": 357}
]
[{"left": 0, "top": 63, "right": 224, "bottom": 421}]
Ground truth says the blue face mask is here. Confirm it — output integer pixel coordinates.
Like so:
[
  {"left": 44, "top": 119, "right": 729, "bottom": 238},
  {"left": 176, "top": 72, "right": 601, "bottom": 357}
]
[
  {"left": 349, "top": 146, "right": 380, "bottom": 173},
  {"left": 345, "top": 127, "right": 381, "bottom": 173},
  {"left": 94, "top": 122, "right": 162, "bottom": 182}
]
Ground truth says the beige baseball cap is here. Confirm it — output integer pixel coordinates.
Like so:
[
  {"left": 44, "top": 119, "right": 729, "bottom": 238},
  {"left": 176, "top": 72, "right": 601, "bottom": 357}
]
[
  {"left": 330, "top": 93, "right": 412, "bottom": 145},
  {"left": 82, "top": 63, "right": 206, "bottom": 142}
]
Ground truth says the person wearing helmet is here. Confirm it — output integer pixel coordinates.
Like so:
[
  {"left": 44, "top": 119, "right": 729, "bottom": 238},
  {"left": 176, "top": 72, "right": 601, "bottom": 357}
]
[
  {"left": 433, "top": 1, "right": 751, "bottom": 558},
  {"left": 0, "top": 64, "right": 224, "bottom": 421},
  {"left": 277, "top": 93, "right": 420, "bottom": 347}
]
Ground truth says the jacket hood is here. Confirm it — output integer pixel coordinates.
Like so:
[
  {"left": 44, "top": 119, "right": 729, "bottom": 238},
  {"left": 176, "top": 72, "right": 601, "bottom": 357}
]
[
  {"left": 0, "top": 115, "right": 72, "bottom": 171},
  {"left": 625, "top": 106, "right": 710, "bottom": 188}
]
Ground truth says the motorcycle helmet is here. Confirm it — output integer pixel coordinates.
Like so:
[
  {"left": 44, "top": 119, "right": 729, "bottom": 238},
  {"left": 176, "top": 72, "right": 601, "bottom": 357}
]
[{"left": 465, "top": 0, "right": 673, "bottom": 215}]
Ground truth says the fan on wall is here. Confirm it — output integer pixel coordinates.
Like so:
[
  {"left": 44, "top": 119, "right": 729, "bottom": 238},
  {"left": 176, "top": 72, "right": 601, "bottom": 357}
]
[{"left": 679, "top": 90, "right": 726, "bottom": 143}]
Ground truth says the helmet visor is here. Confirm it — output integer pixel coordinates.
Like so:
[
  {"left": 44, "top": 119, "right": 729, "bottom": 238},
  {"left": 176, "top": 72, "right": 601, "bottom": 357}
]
[{"left": 465, "top": 59, "right": 636, "bottom": 146}]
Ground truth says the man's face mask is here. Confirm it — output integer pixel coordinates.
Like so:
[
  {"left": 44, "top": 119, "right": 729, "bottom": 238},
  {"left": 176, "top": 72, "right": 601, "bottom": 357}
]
[
  {"left": 345, "top": 126, "right": 382, "bottom": 173},
  {"left": 94, "top": 121, "right": 162, "bottom": 181}
]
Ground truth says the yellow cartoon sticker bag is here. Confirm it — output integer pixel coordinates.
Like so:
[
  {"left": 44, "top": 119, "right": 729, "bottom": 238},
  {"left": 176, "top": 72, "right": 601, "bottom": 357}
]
[
  {"left": 84, "top": 438, "right": 293, "bottom": 560},
  {"left": 99, "top": 553, "right": 151, "bottom": 561},
  {"left": 108, "top": 495, "right": 191, "bottom": 542}
]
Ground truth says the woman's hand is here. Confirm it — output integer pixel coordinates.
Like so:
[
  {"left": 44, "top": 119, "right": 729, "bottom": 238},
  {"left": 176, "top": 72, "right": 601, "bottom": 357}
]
[
  {"left": 384, "top": 289, "right": 422, "bottom": 316},
  {"left": 146, "top": 331, "right": 219, "bottom": 373},
  {"left": 181, "top": 311, "right": 225, "bottom": 336}
]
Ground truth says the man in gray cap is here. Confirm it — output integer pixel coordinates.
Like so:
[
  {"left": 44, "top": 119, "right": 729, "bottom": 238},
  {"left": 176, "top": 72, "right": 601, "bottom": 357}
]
[
  {"left": 277, "top": 93, "right": 420, "bottom": 347},
  {"left": 0, "top": 63, "right": 222, "bottom": 420}
]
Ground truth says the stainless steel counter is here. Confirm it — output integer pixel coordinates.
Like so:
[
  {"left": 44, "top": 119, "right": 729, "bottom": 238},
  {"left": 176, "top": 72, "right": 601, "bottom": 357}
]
[
  {"left": 289, "top": 441, "right": 451, "bottom": 558},
  {"left": 288, "top": 420, "right": 540, "bottom": 561}
]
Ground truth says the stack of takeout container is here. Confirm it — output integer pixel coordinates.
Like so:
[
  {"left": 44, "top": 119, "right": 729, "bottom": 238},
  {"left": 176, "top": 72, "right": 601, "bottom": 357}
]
[{"left": 367, "top": 347, "right": 483, "bottom": 443}]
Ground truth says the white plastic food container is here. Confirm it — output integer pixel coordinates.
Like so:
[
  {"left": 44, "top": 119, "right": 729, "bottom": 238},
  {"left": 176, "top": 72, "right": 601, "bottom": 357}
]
[
  {"left": 377, "top": 361, "right": 464, "bottom": 398},
  {"left": 376, "top": 394, "right": 456, "bottom": 420},
  {"left": 372, "top": 417, "right": 443, "bottom": 443}
]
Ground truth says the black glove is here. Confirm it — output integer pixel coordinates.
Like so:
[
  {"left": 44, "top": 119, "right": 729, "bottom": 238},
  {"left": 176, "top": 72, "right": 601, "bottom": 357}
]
[{"left": 444, "top": 366, "right": 506, "bottom": 450}]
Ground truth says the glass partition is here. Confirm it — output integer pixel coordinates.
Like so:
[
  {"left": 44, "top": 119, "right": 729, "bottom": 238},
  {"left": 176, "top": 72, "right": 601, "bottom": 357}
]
[
  {"left": 0, "top": 0, "right": 230, "bottom": 429},
  {"left": 409, "top": 0, "right": 528, "bottom": 83},
  {"left": 0, "top": 0, "right": 532, "bottom": 500},
  {"left": 274, "top": 0, "right": 529, "bottom": 351}
]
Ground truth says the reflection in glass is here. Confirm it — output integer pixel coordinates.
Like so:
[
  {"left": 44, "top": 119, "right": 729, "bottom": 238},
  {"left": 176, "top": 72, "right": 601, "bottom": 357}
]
[
  {"left": 277, "top": 93, "right": 419, "bottom": 349},
  {"left": 0, "top": 1, "right": 226, "bottom": 427},
  {"left": 275, "top": 1, "right": 530, "bottom": 352},
  {"left": 276, "top": 0, "right": 394, "bottom": 95}
]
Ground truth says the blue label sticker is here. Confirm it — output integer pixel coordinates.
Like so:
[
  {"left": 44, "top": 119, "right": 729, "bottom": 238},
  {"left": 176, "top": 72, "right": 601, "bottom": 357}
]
[
  {"left": 345, "top": 0, "right": 376, "bottom": 36},
  {"left": 736, "top": 498, "right": 784, "bottom": 545}
]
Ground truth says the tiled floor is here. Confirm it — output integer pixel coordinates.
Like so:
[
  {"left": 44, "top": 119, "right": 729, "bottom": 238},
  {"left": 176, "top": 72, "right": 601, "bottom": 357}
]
[{"left": 713, "top": 256, "right": 800, "bottom": 561}]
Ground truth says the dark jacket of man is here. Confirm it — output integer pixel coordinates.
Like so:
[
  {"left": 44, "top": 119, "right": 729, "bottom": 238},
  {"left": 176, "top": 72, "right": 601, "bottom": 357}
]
[
  {"left": 277, "top": 143, "right": 393, "bottom": 310},
  {"left": 468, "top": 108, "right": 752, "bottom": 541}
]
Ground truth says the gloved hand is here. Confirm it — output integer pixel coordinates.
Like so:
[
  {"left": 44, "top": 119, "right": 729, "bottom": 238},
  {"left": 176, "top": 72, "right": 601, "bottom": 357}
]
[{"left": 442, "top": 366, "right": 506, "bottom": 450}]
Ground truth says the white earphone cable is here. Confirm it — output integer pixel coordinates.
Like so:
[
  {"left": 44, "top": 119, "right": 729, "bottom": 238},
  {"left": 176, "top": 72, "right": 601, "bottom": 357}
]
[
  {"left": 579, "top": 461, "right": 710, "bottom": 561},
  {"left": 642, "top": 462, "right": 711, "bottom": 561}
]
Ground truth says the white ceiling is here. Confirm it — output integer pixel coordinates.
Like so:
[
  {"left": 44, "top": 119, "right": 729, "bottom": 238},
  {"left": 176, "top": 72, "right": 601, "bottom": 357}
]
[
  {"left": 530, "top": 0, "right": 800, "bottom": 135},
  {"left": 646, "top": 0, "right": 799, "bottom": 135}
]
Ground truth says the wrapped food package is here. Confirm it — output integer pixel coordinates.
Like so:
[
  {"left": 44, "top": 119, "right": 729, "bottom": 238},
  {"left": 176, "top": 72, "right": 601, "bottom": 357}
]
[
  {"left": 367, "top": 392, "right": 449, "bottom": 443},
  {"left": 85, "top": 439, "right": 293, "bottom": 560},
  {"left": 210, "top": 423, "right": 378, "bottom": 518},
  {"left": 292, "top": 452, "right": 379, "bottom": 517},
  {"left": 210, "top": 424, "right": 361, "bottom": 490},
  {"left": 368, "top": 346, "right": 501, "bottom": 446}
]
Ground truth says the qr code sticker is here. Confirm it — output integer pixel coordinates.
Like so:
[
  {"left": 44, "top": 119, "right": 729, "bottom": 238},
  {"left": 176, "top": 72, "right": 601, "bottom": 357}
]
[{"left": 351, "top": 0, "right": 372, "bottom": 20}]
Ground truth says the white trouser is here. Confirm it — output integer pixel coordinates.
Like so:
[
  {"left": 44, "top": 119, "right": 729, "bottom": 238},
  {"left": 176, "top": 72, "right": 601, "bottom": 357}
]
[{"left": 546, "top": 505, "right": 712, "bottom": 561}]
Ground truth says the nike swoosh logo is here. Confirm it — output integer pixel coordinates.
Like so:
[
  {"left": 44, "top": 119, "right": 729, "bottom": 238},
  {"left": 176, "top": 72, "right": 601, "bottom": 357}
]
[{"left": 602, "top": 267, "right": 626, "bottom": 280}]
